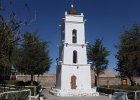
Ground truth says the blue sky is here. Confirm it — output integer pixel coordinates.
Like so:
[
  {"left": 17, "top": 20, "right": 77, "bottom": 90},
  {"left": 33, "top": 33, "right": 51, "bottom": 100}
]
[{"left": 2, "top": 0, "right": 140, "bottom": 74}]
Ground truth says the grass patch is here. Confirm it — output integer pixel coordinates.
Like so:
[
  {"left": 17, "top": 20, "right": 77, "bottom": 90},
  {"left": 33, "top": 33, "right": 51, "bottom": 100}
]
[{"left": 5, "top": 80, "right": 17, "bottom": 85}]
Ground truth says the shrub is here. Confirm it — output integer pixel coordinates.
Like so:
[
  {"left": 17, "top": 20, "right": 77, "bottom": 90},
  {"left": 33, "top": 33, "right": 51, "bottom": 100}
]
[
  {"left": 24, "top": 81, "right": 39, "bottom": 86},
  {"left": 33, "top": 81, "right": 39, "bottom": 86},
  {"left": 16, "top": 81, "right": 25, "bottom": 86},
  {"left": 109, "top": 85, "right": 140, "bottom": 91},
  {"left": 24, "top": 81, "right": 31, "bottom": 86},
  {"left": 97, "top": 87, "right": 115, "bottom": 94}
]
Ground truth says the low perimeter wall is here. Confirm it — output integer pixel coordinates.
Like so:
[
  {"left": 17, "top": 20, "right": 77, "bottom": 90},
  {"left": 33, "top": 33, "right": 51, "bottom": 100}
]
[
  {"left": 16, "top": 75, "right": 56, "bottom": 88},
  {"left": 16, "top": 75, "right": 140, "bottom": 87}
]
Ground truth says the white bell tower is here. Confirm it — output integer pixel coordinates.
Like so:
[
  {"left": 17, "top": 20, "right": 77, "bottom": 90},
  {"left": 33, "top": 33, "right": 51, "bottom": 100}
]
[{"left": 53, "top": 5, "right": 99, "bottom": 96}]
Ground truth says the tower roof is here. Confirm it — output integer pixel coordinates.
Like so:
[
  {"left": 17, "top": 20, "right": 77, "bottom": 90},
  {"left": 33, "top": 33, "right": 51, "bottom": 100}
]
[{"left": 68, "top": 5, "right": 77, "bottom": 15}]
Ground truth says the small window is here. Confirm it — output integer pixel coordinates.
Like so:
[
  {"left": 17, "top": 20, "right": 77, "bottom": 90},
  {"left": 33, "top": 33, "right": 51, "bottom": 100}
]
[
  {"left": 72, "top": 29, "right": 77, "bottom": 43},
  {"left": 73, "top": 50, "right": 77, "bottom": 63}
]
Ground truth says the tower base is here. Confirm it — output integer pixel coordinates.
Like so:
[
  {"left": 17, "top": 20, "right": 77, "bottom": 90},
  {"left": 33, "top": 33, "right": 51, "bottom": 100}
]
[{"left": 50, "top": 87, "right": 99, "bottom": 97}]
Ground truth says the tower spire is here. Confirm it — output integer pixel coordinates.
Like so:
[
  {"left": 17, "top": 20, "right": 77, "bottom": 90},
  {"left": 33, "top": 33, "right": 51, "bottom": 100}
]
[{"left": 68, "top": 4, "right": 77, "bottom": 15}]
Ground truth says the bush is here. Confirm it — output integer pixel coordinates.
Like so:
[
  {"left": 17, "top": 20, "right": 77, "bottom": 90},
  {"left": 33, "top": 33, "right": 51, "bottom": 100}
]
[
  {"left": 24, "top": 81, "right": 39, "bottom": 86},
  {"left": 16, "top": 81, "right": 25, "bottom": 86},
  {"left": 97, "top": 87, "right": 115, "bottom": 94},
  {"left": 33, "top": 81, "right": 39, "bottom": 86},
  {"left": 109, "top": 85, "right": 140, "bottom": 91},
  {"left": 24, "top": 81, "right": 30, "bottom": 86},
  {"left": 16, "top": 81, "right": 39, "bottom": 86}
]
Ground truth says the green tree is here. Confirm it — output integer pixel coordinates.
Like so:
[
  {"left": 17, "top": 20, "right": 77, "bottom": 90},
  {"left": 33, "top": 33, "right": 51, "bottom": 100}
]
[
  {"left": 87, "top": 39, "right": 109, "bottom": 86},
  {"left": 0, "top": 0, "right": 36, "bottom": 79},
  {"left": 16, "top": 32, "right": 52, "bottom": 85},
  {"left": 0, "top": 10, "right": 20, "bottom": 77},
  {"left": 116, "top": 24, "right": 140, "bottom": 86}
]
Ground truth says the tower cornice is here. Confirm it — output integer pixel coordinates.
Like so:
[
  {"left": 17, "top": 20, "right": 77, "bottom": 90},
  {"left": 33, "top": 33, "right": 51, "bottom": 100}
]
[
  {"left": 60, "top": 63, "right": 91, "bottom": 66},
  {"left": 58, "top": 42, "right": 87, "bottom": 47},
  {"left": 65, "top": 14, "right": 84, "bottom": 17},
  {"left": 65, "top": 21, "right": 84, "bottom": 24}
]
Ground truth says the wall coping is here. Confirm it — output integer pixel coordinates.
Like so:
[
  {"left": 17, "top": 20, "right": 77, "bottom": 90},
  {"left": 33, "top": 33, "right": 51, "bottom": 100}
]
[{"left": 16, "top": 74, "right": 56, "bottom": 77}]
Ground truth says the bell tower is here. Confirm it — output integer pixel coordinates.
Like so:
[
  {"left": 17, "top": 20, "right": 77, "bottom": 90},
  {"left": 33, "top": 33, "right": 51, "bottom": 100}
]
[
  {"left": 54, "top": 5, "right": 99, "bottom": 96},
  {"left": 59, "top": 5, "right": 88, "bottom": 65}
]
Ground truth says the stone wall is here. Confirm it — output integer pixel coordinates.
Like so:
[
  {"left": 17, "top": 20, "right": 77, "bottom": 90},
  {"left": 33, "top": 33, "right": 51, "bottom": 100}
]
[
  {"left": 99, "top": 77, "right": 121, "bottom": 86},
  {"left": 97, "top": 77, "right": 140, "bottom": 86},
  {"left": 16, "top": 75, "right": 56, "bottom": 88},
  {"left": 16, "top": 74, "right": 140, "bottom": 88}
]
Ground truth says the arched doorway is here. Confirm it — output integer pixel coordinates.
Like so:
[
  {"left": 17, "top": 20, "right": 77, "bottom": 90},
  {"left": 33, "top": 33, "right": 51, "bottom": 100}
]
[{"left": 71, "top": 75, "right": 77, "bottom": 89}]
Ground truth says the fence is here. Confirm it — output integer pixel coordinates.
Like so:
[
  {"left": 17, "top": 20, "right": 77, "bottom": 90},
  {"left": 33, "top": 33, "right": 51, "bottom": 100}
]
[
  {"left": 97, "top": 87, "right": 140, "bottom": 100},
  {"left": 113, "top": 91, "right": 140, "bottom": 100},
  {"left": 0, "top": 89, "right": 31, "bottom": 100}
]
